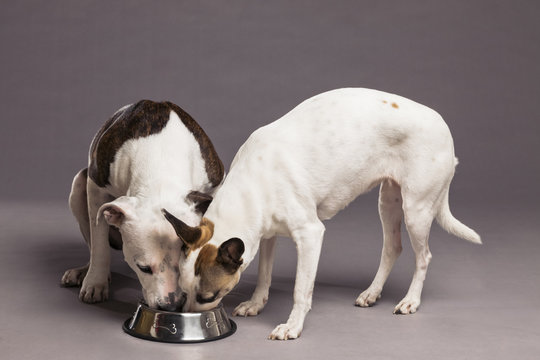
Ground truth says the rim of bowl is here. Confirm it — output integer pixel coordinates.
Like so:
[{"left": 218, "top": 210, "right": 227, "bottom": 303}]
[{"left": 136, "top": 301, "right": 225, "bottom": 316}]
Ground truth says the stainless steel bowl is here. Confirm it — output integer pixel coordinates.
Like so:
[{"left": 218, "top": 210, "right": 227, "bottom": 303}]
[{"left": 123, "top": 302, "right": 236, "bottom": 343}]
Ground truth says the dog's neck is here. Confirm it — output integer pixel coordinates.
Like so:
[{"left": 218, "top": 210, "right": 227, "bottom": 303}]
[
  {"left": 122, "top": 182, "right": 202, "bottom": 230},
  {"left": 204, "top": 180, "right": 271, "bottom": 272},
  {"left": 126, "top": 169, "right": 193, "bottom": 201},
  {"left": 113, "top": 163, "right": 203, "bottom": 225}
]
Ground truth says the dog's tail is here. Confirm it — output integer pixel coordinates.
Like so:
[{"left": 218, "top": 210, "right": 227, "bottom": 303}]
[{"left": 435, "top": 189, "right": 482, "bottom": 244}]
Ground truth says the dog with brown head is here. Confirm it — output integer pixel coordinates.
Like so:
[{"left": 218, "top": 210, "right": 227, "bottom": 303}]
[{"left": 162, "top": 209, "right": 245, "bottom": 311}]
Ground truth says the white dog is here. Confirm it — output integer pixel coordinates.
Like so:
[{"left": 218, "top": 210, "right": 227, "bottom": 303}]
[
  {"left": 162, "top": 88, "right": 481, "bottom": 339},
  {"left": 62, "top": 100, "right": 224, "bottom": 311}
]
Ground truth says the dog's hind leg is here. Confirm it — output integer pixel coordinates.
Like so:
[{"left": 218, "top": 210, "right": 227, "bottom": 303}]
[
  {"left": 393, "top": 189, "right": 436, "bottom": 314},
  {"left": 62, "top": 168, "right": 91, "bottom": 287},
  {"left": 233, "top": 236, "right": 277, "bottom": 317},
  {"left": 356, "top": 179, "right": 403, "bottom": 307}
]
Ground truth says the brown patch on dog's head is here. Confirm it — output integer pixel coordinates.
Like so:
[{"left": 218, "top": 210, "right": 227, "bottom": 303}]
[
  {"left": 162, "top": 210, "right": 214, "bottom": 251},
  {"left": 195, "top": 218, "right": 215, "bottom": 248},
  {"left": 193, "top": 238, "right": 244, "bottom": 305},
  {"left": 392, "top": 102, "right": 399, "bottom": 109},
  {"left": 195, "top": 244, "right": 218, "bottom": 276}
]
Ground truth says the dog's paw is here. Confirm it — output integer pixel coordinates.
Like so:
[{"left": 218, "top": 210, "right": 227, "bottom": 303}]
[
  {"left": 268, "top": 323, "right": 302, "bottom": 340},
  {"left": 355, "top": 288, "right": 381, "bottom": 307},
  {"left": 232, "top": 300, "right": 266, "bottom": 317},
  {"left": 61, "top": 265, "right": 89, "bottom": 287},
  {"left": 79, "top": 277, "right": 109, "bottom": 303},
  {"left": 393, "top": 297, "right": 420, "bottom": 315}
]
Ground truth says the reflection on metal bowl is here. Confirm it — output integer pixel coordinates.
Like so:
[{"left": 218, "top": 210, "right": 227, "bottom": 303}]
[{"left": 123, "top": 302, "right": 236, "bottom": 343}]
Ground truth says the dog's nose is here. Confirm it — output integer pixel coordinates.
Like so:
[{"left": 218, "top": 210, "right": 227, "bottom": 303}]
[
  {"left": 156, "top": 292, "right": 178, "bottom": 312},
  {"left": 156, "top": 292, "right": 187, "bottom": 312}
]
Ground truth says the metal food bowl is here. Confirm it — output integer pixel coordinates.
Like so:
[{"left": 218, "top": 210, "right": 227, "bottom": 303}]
[{"left": 123, "top": 302, "right": 236, "bottom": 343}]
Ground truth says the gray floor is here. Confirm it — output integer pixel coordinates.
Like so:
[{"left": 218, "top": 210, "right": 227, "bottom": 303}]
[{"left": 1, "top": 199, "right": 539, "bottom": 360}]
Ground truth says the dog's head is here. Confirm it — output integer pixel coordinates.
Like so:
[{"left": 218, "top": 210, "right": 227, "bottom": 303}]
[
  {"left": 162, "top": 210, "right": 244, "bottom": 312},
  {"left": 98, "top": 194, "right": 213, "bottom": 311}
]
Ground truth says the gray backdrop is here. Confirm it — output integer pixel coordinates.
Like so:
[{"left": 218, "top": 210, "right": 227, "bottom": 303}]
[
  {"left": 1, "top": 0, "right": 539, "bottom": 205},
  {"left": 1, "top": 1, "right": 539, "bottom": 359}
]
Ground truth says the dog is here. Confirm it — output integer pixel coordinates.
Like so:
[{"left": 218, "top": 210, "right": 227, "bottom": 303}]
[
  {"left": 162, "top": 88, "right": 481, "bottom": 339},
  {"left": 61, "top": 100, "right": 224, "bottom": 311}
]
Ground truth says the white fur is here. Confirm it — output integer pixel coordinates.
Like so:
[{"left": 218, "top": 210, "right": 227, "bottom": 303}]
[
  {"left": 63, "top": 108, "right": 217, "bottom": 309},
  {"left": 180, "top": 88, "right": 480, "bottom": 339}
]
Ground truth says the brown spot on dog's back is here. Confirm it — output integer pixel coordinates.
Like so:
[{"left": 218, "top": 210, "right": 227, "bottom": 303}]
[
  {"left": 392, "top": 102, "right": 399, "bottom": 109},
  {"left": 89, "top": 101, "right": 169, "bottom": 187},
  {"left": 166, "top": 102, "right": 225, "bottom": 188},
  {"left": 88, "top": 101, "right": 224, "bottom": 188}
]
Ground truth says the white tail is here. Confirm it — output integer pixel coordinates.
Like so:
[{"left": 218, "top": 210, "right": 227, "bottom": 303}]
[{"left": 435, "top": 189, "right": 482, "bottom": 244}]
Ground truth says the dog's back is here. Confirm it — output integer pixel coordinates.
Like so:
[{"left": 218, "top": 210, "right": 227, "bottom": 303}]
[
  {"left": 231, "top": 88, "right": 455, "bottom": 220},
  {"left": 89, "top": 100, "right": 223, "bottom": 198}
]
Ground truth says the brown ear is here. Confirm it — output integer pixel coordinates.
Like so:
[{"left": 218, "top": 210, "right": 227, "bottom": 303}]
[
  {"left": 217, "top": 238, "right": 244, "bottom": 273},
  {"left": 187, "top": 191, "right": 213, "bottom": 214},
  {"left": 162, "top": 209, "right": 214, "bottom": 249}
]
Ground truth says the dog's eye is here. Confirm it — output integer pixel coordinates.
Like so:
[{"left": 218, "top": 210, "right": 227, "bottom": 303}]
[
  {"left": 196, "top": 292, "right": 218, "bottom": 304},
  {"left": 137, "top": 264, "right": 153, "bottom": 275}
]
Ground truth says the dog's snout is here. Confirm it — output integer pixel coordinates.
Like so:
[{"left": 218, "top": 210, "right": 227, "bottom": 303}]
[
  {"left": 156, "top": 292, "right": 186, "bottom": 312},
  {"left": 158, "top": 292, "right": 179, "bottom": 311}
]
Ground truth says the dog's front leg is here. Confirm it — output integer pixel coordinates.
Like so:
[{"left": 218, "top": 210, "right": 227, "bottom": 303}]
[
  {"left": 269, "top": 222, "right": 325, "bottom": 340},
  {"left": 79, "top": 180, "right": 111, "bottom": 303},
  {"left": 233, "top": 237, "right": 277, "bottom": 317}
]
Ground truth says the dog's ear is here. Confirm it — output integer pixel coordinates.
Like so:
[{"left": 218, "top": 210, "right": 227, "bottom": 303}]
[
  {"left": 162, "top": 210, "right": 214, "bottom": 249},
  {"left": 187, "top": 191, "right": 213, "bottom": 214},
  {"left": 97, "top": 196, "right": 137, "bottom": 228},
  {"left": 217, "top": 238, "right": 244, "bottom": 273}
]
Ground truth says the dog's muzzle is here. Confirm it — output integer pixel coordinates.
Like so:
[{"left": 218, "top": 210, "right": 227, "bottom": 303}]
[{"left": 157, "top": 292, "right": 187, "bottom": 312}]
